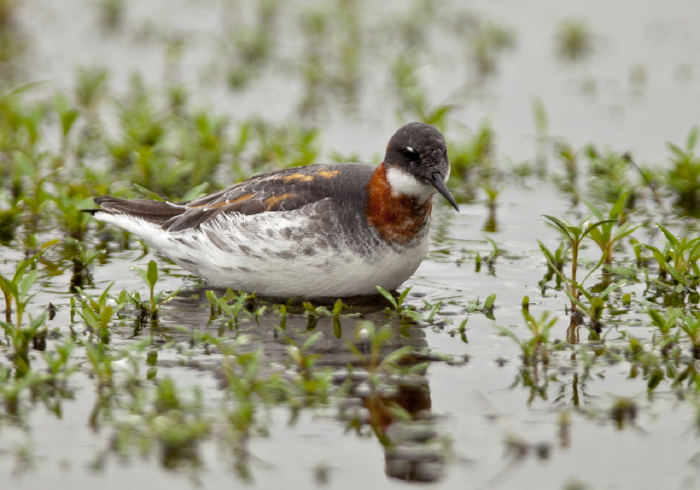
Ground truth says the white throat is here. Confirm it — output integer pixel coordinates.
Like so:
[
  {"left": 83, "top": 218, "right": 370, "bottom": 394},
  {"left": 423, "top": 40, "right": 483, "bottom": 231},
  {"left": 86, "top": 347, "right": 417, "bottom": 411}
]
[{"left": 385, "top": 166, "right": 436, "bottom": 203}]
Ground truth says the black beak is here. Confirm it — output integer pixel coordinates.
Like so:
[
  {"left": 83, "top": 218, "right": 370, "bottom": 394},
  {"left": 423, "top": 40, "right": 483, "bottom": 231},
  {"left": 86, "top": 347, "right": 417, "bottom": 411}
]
[{"left": 430, "top": 173, "right": 459, "bottom": 211}]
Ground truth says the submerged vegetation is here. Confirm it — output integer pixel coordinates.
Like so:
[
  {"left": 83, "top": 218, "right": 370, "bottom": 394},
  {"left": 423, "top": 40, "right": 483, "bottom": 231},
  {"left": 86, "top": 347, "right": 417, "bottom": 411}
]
[{"left": 0, "top": 0, "right": 699, "bottom": 487}]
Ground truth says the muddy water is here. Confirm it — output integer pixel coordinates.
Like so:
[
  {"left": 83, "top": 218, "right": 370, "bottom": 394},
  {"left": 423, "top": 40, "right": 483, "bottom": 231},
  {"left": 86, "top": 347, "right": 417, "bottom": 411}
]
[{"left": 2, "top": 0, "right": 700, "bottom": 489}]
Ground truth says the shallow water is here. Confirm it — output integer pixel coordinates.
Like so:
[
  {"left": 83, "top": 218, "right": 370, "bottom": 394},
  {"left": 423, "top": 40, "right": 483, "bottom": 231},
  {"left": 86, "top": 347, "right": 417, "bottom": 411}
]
[{"left": 2, "top": 0, "right": 700, "bottom": 489}]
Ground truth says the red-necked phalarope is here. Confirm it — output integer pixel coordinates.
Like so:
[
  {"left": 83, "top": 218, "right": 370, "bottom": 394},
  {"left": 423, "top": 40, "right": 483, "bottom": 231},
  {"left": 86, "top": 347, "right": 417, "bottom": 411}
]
[{"left": 89, "top": 122, "right": 459, "bottom": 298}]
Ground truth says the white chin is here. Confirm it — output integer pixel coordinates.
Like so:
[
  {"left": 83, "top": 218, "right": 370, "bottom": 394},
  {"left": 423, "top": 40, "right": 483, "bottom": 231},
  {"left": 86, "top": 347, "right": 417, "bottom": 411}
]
[{"left": 385, "top": 167, "right": 436, "bottom": 202}]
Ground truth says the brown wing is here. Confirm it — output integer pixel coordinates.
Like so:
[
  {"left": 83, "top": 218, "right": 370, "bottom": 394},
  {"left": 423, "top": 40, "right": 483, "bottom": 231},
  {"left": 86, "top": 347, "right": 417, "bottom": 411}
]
[{"left": 93, "top": 163, "right": 372, "bottom": 232}]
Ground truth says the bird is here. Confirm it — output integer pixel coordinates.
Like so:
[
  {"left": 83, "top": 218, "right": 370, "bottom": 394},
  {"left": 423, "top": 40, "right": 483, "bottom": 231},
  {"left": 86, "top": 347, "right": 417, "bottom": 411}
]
[{"left": 88, "top": 122, "right": 459, "bottom": 298}]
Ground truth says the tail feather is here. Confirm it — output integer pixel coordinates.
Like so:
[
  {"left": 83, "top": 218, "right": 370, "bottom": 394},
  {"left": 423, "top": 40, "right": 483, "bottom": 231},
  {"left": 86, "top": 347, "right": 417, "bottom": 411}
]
[{"left": 86, "top": 195, "right": 186, "bottom": 226}]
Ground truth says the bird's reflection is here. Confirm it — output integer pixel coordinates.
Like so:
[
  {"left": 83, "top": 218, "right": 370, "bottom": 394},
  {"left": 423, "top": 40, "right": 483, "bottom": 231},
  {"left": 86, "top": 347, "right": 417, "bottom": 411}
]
[{"left": 152, "top": 287, "right": 446, "bottom": 482}]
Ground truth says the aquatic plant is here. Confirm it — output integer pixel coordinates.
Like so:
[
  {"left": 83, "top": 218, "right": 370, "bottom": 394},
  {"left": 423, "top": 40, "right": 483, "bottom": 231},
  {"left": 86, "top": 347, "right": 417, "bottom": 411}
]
[
  {"left": 541, "top": 215, "right": 613, "bottom": 313},
  {"left": 376, "top": 286, "right": 423, "bottom": 323},
  {"left": 644, "top": 223, "right": 700, "bottom": 299},
  {"left": 205, "top": 288, "right": 254, "bottom": 329},
  {"left": 0, "top": 312, "right": 46, "bottom": 377},
  {"left": 584, "top": 147, "right": 637, "bottom": 205},
  {"left": 130, "top": 260, "right": 180, "bottom": 318},
  {"left": 448, "top": 124, "right": 496, "bottom": 202},
  {"left": 538, "top": 241, "right": 568, "bottom": 291},
  {"left": 555, "top": 19, "right": 595, "bottom": 63},
  {"left": 0, "top": 239, "right": 55, "bottom": 325},
  {"left": 75, "top": 283, "right": 126, "bottom": 343},
  {"left": 467, "top": 21, "right": 516, "bottom": 84},
  {"left": 663, "top": 128, "right": 700, "bottom": 215},
  {"left": 571, "top": 280, "right": 625, "bottom": 336},
  {"left": 583, "top": 192, "right": 640, "bottom": 264},
  {"left": 679, "top": 312, "right": 700, "bottom": 359}
]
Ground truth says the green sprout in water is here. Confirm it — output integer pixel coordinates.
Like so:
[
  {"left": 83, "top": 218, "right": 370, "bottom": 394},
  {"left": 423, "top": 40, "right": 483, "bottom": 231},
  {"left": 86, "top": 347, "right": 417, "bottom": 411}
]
[
  {"left": 584, "top": 191, "right": 640, "bottom": 265},
  {"left": 376, "top": 286, "right": 423, "bottom": 323},
  {"left": 465, "top": 293, "right": 497, "bottom": 320},
  {"left": 205, "top": 288, "right": 253, "bottom": 329},
  {"left": 572, "top": 279, "right": 626, "bottom": 338},
  {"left": 679, "top": 312, "right": 700, "bottom": 359},
  {"left": 645, "top": 223, "right": 700, "bottom": 297},
  {"left": 538, "top": 241, "right": 568, "bottom": 291},
  {"left": 664, "top": 127, "right": 700, "bottom": 216},
  {"left": 0, "top": 239, "right": 56, "bottom": 325},
  {"left": 131, "top": 260, "right": 180, "bottom": 319},
  {"left": 75, "top": 283, "right": 126, "bottom": 343},
  {"left": 541, "top": 215, "right": 614, "bottom": 315},
  {"left": 0, "top": 239, "right": 56, "bottom": 376}
]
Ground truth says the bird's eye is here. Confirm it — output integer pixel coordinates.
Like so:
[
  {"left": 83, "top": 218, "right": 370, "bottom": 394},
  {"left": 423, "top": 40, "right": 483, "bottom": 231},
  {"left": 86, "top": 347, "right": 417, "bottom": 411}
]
[{"left": 402, "top": 147, "right": 419, "bottom": 161}]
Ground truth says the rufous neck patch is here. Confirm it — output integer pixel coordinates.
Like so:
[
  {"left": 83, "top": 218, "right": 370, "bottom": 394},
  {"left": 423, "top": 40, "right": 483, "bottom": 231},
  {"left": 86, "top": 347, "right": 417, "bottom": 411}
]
[{"left": 366, "top": 163, "right": 432, "bottom": 244}]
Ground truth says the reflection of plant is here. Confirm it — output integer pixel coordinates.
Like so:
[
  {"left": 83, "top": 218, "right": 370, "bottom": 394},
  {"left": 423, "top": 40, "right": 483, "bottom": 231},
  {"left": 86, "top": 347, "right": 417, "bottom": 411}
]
[
  {"left": 496, "top": 310, "right": 558, "bottom": 367},
  {"left": 495, "top": 310, "right": 564, "bottom": 404},
  {"left": 42, "top": 339, "right": 77, "bottom": 388},
  {"left": 286, "top": 332, "right": 322, "bottom": 379},
  {"left": 0, "top": 368, "right": 41, "bottom": 416},
  {"left": 348, "top": 321, "right": 414, "bottom": 375},
  {"left": 610, "top": 397, "right": 638, "bottom": 430},
  {"left": 85, "top": 342, "right": 114, "bottom": 388},
  {"left": 108, "top": 374, "right": 211, "bottom": 472}
]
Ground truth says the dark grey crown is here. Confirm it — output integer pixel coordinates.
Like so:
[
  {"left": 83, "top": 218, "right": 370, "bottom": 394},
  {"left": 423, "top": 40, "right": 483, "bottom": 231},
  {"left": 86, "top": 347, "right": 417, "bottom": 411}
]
[{"left": 384, "top": 122, "right": 449, "bottom": 181}]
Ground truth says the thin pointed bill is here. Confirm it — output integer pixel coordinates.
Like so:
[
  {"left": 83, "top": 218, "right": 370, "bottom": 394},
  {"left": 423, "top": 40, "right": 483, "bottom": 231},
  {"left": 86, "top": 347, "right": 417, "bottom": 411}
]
[{"left": 430, "top": 173, "right": 459, "bottom": 211}]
